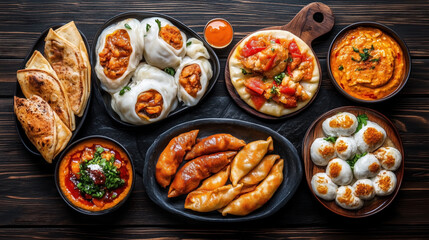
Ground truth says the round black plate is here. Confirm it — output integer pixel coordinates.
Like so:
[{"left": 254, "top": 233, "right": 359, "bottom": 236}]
[
  {"left": 91, "top": 12, "right": 221, "bottom": 127},
  {"left": 143, "top": 118, "right": 302, "bottom": 222},
  {"left": 14, "top": 23, "right": 92, "bottom": 158}
]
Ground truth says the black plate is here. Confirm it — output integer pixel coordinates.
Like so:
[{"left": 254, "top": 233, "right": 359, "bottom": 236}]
[
  {"left": 14, "top": 24, "right": 92, "bottom": 158},
  {"left": 143, "top": 118, "right": 302, "bottom": 222},
  {"left": 91, "top": 12, "right": 221, "bottom": 127},
  {"left": 55, "top": 135, "right": 135, "bottom": 215}
]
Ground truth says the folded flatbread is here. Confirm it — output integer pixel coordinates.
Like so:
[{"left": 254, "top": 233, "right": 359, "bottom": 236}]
[
  {"left": 14, "top": 95, "right": 71, "bottom": 163},
  {"left": 44, "top": 22, "right": 89, "bottom": 117},
  {"left": 18, "top": 50, "right": 75, "bottom": 130}
]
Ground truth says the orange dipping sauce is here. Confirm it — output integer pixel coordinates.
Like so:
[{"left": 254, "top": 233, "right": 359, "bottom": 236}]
[{"left": 204, "top": 18, "right": 233, "bottom": 48}]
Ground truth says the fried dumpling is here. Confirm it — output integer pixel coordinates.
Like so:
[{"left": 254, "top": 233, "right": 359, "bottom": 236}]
[
  {"left": 230, "top": 137, "right": 274, "bottom": 186},
  {"left": 175, "top": 57, "right": 213, "bottom": 106},
  {"left": 197, "top": 165, "right": 230, "bottom": 191},
  {"left": 14, "top": 95, "right": 71, "bottom": 163},
  {"left": 18, "top": 51, "right": 75, "bottom": 130},
  {"left": 185, "top": 134, "right": 246, "bottom": 160},
  {"left": 185, "top": 38, "right": 210, "bottom": 60},
  {"left": 141, "top": 17, "right": 186, "bottom": 69},
  {"left": 55, "top": 21, "right": 91, "bottom": 110},
  {"left": 111, "top": 63, "right": 178, "bottom": 125},
  {"left": 239, "top": 154, "right": 280, "bottom": 187},
  {"left": 95, "top": 18, "right": 143, "bottom": 93},
  {"left": 168, "top": 151, "right": 236, "bottom": 198},
  {"left": 45, "top": 28, "right": 88, "bottom": 117},
  {"left": 222, "top": 159, "right": 284, "bottom": 216},
  {"left": 155, "top": 130, "right": 199, "bottom": 188},
  {"left": 185, "top": 184, "right": 243, "bottom": 212}
]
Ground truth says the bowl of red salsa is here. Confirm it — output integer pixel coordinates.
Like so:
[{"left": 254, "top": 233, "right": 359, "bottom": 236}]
[{"left": 55, "top": 135, "right": 135, "bottom": 215}]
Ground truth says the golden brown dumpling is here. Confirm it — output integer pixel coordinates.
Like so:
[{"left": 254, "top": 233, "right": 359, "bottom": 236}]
[
  {"left": 185, "top": 184, "right": 243, "bottom": 212},
  {"left": 230, "top": 137, "right": 274, "bottom": 186},
  {"left": 197, "top": 165, "right": 230, "bottom": 191},
  {"left": 168, "top": 151, "right": 236, "bottom": 198},
  {"left": 155, "top": 130, "right": 199, "bottom": 188},
  {"left": 222, "top": 159, "right": 284, "bottom": 216},
  {"left": 239, "top": 154, "right": 280, "bottom": 186},
  {"left": 185, "top": 134, "right": 246, "bottom": 160}
]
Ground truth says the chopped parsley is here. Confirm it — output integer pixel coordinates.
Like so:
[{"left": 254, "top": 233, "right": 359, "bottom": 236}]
[
  {"left": 155, "top": 19, "right": 162, "bottom": 30},
  {"left": 351, "top": 46, "right": 375, "bottom": 62},
  {"left": 370, "top": 58, "right": 380, "bottom": 62},
  {"left": 351, "top": 57, "right": 359, "bottom": 62},
  {"left": 146, "top": 23, "right": 151, "bottom": 32},
  {"left": 355, "top": 114, "right": 369, "bottom": 133},
  {"left": 241, "top": 68, "right": 251, "bottom": 75},
  {"left": 186, "top": 41, "right": 192, "bottom": 47},
  {"left": 119, "top": 85, "right": 131, "bottom": 96},
  {"left": 274, "top": 72, "right": 285, "bottom": 85},
  {"left": 270, "top": 85, "right": 279, "bottom": 95},
  {"left": 346, "top": 152, "right": 367, "bottom": 170},
  {"left": 352, "top": 46, "right": 359, "bottom": 53},
  {"left": 76, "top": 147, "right": 124, "bottom": 199},
  {"left": 338, "top": 65, "right": 344, "bottom": 71},
  {"left": 164, "top": 67, "right": 175, "bottom": 76},
  {"left": 324, "top": 136, "right": 337, "bottom": 143},
  {"left": 124, "top": 23, "right": 132, "bottom": 30}
]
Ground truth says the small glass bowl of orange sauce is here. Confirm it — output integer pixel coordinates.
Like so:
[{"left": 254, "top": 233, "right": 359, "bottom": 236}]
[{"left": 204, "top": 18, "right": 233, "bottom": 49}]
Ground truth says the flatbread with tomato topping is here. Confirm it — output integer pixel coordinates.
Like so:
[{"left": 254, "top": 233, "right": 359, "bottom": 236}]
[{"left": 229, "top": 30, "right": 319, "bottom": 117}]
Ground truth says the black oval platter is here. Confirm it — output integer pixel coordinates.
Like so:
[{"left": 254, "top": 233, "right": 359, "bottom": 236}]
[
  {"left": 143, "top": 118, "right": 303, "bottom": 222},
  {"left": 14, "top": 24, "right": 92, "bottom": 158},
  {"left": 91, "top": 12, "right": 221, "bottom": 127}
]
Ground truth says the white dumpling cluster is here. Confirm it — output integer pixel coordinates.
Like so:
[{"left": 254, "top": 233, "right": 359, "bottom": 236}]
[
  {"left": 310, "top": 111, "right": 402, "bottom": 210},
  {"left": 95, "top": 17, "right": 212, "bottom": 125}
]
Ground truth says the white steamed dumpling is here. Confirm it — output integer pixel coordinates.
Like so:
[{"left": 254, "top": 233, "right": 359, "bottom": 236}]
[
  {"left": 372, "top": 170, "right": 397, "bottom": 196},
  {"left": 374, "top": 147, "right": 402, "bottom": 171},
  {"left": 322, "top": 112, "right": 358, "bottom": 137},
  {"left": 186, "top": 38, "right": 210, "bottom": 59},
  {"left": 310, "top": 138, "right": 336, "bottom": 166},
  {"left": 353, "top": 179, "right": 375, "bottom": 200},
  {"left": 334, "top": 137, "right": 357, "bottom": 160},
  {"left": 111, "top": 63, "right": 178, "bottom": 125},
  {"left": 141, "top": 17, "right": 187, "bottom": 69},
  {"left": 335, "top": 185, "right": 364, "bottom": 210},
  {"left": 353, "top": 153, "right": 381, "bottom": 179},
  {"left": 175, "top": 57, "right": 213, "bottom": 106},
  {"left": 326, "top": 158, "right": 353, "bottom": 186},
  {"left": 354, "top": 121, "right": 386, "bottom": 153},
  {"left": 311, "top": 173, "right": 338, "bottom": 201},
  {"left": 95, "top": 18, "right": 144, "bottom": 93}
]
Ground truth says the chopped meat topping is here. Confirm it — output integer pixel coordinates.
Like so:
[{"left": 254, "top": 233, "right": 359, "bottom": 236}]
[
  {"left": 336, "top": 140, "right": 348, "bottom": 153},
  {"left": 179, "top": 64, "right": 202, "bottom": 97},
  {"left": 355, "top": 183, "right": 374, "bottom": 196},
  {"left": 363, "top": 127, "right": 383, "bottom": 146},
  {"left": 329, "top": 162, "right": 342, "bottom": 178},
  {"left": 159, "top": 24, "right": 183, "bottom": 50},
  {"left": 99, "top": 29, "right": 132, "bottom": 80},
  {"left": 329, "top": 114, "right": 354, "bottom": 129},
  {"left": 135, "top": 90, "right": 164, "bottom": 120},
  {"left": 369, "top": 162, "right": 380, "bottom": 173}
]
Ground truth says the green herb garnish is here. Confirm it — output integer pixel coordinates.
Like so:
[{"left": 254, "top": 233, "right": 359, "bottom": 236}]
[
  {"left": 76, "top": 147, "right": 124, "bottom": 199},
  {"left": 346, "top": 152, "right": 367, "bottom": 170},
  {"left": 351, "top": 57, "right": 359, "bottom": 62},
  {"left": 270, "top": 85, "right": 279, "bottom": 94},
  {"left": 164, "top": 67, "right": 175, "bottom": 76},
  {"left": 124, "top": 23, "right": 132, "bottom": 30},
  {"left": 119, "top": 86, "right": 131, "bottom": 96},
  {"left": 338, "top": 65, "right": 344, "bottom": 71},
  {"left": 241, "top": 68, "right": 251, "bottom": 75},
  {"left": 186, "top": 41, "right": 192, "bottom": 47},
  {"left": 355, "top": 67, "right": 365, "bottom": 71},
  {"left": 274, "top": 72, "right": 285, "bottom": 85},
  {"left": 355, "top": 114, "right": 369, "bottom": 133},
  {"left": 146, "top": 23, "right": 151, "bottom": 32},
  {"left": 155, "top": 19, "right": 162, "bottom": 30},
  {"left": 324, "top": 136, "right": 337, "bottom": 143},
  {"left": 352, "top": 46, "right": 359, "bottom": 52},
  {"left": 370, "top": 58, "right": 380, "bottom": 62}
]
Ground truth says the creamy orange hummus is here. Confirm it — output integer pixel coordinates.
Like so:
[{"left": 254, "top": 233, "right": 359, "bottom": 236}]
[
  {"left": 59, "top": 138, "right": 133, "bottom": 212},
  {"left": 330, "top": 27, "right": 405, "bottom": 100}
]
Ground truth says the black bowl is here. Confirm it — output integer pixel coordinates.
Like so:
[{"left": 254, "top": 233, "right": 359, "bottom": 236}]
[
  {"left": 14, "top": 23, "right": 92, "bottom": 158},
  {"left": 327, "top": 21, "right": 411, "bottom": 103},
  {"left": 143, "top": 118, "right": 302, "bottom": 222},
  {"left": 55, "top": 135, "right": 135, "bottom": 215},
  {"left": 91, "top": 12, "right": 221, "bottom": 127}
]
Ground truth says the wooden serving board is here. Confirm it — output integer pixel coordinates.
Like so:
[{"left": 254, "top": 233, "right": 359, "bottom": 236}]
[
  {"left": 302, "top": 106, "right": 405, "bottom": 218},
  {"left": 225, "top": 2, "right": 335, "bottom": 119}
]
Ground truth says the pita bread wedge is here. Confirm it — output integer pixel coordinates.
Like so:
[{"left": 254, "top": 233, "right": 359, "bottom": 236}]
[
  {"left": 14, "top": 95, "right": 71, "bottom": 163},
  {"left": 55, "top": 21, "right": 91, "bottom": 111},
  {"left": 44, "top": 28, "right": 87, "bottom": 117},
  {"left": 18, "top": 51, "right": 75, "bottom": 130}
]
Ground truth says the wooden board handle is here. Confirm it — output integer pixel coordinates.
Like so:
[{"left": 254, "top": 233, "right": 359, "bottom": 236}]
[{"left": 282, "top": 2, "right": 334, "bottom": 45}]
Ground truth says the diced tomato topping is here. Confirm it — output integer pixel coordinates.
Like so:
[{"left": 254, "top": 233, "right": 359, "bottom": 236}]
[
  {"left": 263, "top": 54, "right": 277, "bottom": 71},
  {"left": 280, "top": 86, "right": 296, "bottom": 96},
  {"left": 244, "top": 77, "right": 265, "bottom": 95},
  {"left": 283, "top": 97, "right": 297, "bottom": 108},
  {"left": 273, "top": 39, "right": 280, "bottom": 44},
  {"left": 288, "top": 40, "right": 302, "bottom": 58},
  {"left": 250, "top": 95, "right": 266, "bottom": 110},
  {"left": 287, "top": 65, "right": 293, "bottom": 77},
  {"left": 242, "top": 38, "right": 267, "bottom": 57}
]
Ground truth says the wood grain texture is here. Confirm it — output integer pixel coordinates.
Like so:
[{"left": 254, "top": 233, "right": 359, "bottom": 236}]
[{"left": 0, "top": 0, "right": 429, "bottom": 238}]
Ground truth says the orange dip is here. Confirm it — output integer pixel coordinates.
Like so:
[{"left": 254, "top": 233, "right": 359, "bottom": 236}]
[
  {"left": 99, "top": 29, "right": 133, "bottom": 79},
  {"left": 330, "top": 27, "right": 405, "bottom": 100},
  {"left": 204, "top": 19, "right": 233, "bottom": 48},
  {"left": 58, "top": 138, "right": 133, "bottom": 212}
]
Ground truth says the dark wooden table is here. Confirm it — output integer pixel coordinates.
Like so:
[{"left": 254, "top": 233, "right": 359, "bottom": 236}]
[{"left": 1, "top": 0, "right": 428, "bottom": 239}]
